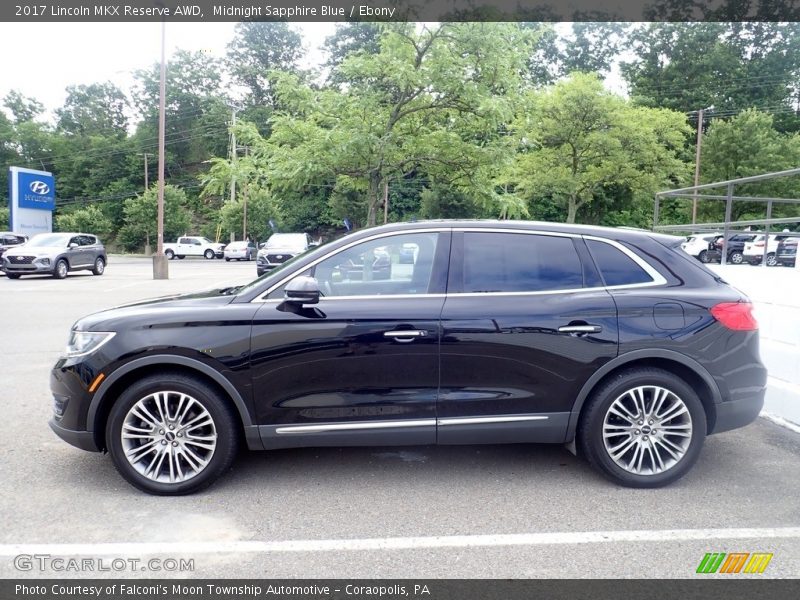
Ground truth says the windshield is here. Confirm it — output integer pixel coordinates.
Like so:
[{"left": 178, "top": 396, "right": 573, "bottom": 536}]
[
  {"left": 26, "top": 234, "right": 70, "bottom": 247},
  {"left": 266, "top": 234, "right": 307, "bottom": 249}
]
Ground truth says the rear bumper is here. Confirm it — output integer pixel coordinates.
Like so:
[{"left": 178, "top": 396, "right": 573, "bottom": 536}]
[{"left": 710, "top": 386, "right": 766, "bottom": 434}]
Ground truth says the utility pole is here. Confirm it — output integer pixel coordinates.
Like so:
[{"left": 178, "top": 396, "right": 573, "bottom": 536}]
[
  {"left": 230, "top": 107, "right": 237, "bottom": 242},
  {"left": 152, "top": 16, "right": 168, "bottom": 279},
  {"left": 143, "top": 153, "right": 150, "bottom": 255},
  {"left": 692, "top": 108, "right": 704, "bottom": 225},
  {"left": 383, "top": 180, "right": 389, "bottom": 224},
  {"left": 242, "top": 146, "right": 248, "bottom": 240}
]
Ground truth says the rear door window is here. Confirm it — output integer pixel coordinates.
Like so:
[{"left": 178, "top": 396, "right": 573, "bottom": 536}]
[
  {"left": 461, "top": 232, "right": 584, "bottom": 293},
  {"left": 585, "top": 239, "right": 654, "bottom": 287}
]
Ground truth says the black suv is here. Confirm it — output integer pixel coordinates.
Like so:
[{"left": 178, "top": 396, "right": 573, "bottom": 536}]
[
  {"left": 775, "top": 237, "right": 797, "bottom": 266},
  {"left": 50, "top": 221, "right": 766, "bottom": 495}
]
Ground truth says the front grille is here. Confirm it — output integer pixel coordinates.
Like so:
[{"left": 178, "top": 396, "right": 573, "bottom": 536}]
[
  {"left": 267, "top": 254, "right": 293, "bottom": 263},
  {"left": 9, "top": 255, "right": 34, "bottom": 264}
]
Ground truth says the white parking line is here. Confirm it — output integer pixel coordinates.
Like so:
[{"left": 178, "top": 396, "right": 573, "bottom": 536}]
[{"left": 2, "top": 527, "right": 800, "bottom": 556}]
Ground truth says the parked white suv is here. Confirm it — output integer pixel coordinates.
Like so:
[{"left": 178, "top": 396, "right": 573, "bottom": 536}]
[
  {"left": 743, "top": 233, "right": 794, "bottom": 266},
  {"left": 681, "top": 233, "right": 720, "bottom": 263},
  {"left": 163, "top": 236, "right": 225, "bottom": 260}
]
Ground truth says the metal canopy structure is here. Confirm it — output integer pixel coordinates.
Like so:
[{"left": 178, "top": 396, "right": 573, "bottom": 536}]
[{"left": 653, "top": 167, "right": 800, "bottom": 266}]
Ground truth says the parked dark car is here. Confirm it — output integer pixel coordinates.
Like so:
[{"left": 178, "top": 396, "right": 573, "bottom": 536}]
[
  {"left": 705, "top": 233, "right": 757, "bottom": 264},
  {"left": 776, "top": 237, "right": 797, "bottom": 267},
  {"left": 3, "top": 232, "right": 106, "bottom": 279},
  {"left": 49, "top": 221, "right": 765, "bottom": 495},
  {"left": 0, "top": 232, "right": 28, "bottom": 261}
]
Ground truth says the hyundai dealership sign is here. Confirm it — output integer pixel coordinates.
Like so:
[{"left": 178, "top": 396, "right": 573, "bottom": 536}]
[{"left": 8, "top": 166, "right": 55, "bottom": 236}]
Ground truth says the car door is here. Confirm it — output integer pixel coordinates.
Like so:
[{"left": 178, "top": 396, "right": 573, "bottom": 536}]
[
  {"left": 66, "top": 235, "right": 89, "bottom": 267},
  {"left": 250, "top": 230, "right": 450, "bottom": 449},
  {"left": 437, "top": 229, "right": 619, "bottom": 444}
]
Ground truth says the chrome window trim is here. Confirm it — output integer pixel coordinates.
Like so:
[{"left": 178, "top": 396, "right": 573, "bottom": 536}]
[
  {"left": 275, "top": 419, "right": 436, "bottom": 435},
  {"left": 250, "top": 226, "right": 667, "bottom": 303}
]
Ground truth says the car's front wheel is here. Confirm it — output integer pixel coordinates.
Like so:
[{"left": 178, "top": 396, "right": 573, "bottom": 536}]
[
  {"left": 729, "top": 251, "right": 744, "bottom": 264},
  {"left": 165, "top": 249, "right": 175, "bottom": 260},
  {"left": 204, "top": 249, "right": 215, "bottom": 260},
  {"left": 106, "top": 374, "right": 239, "bottom": 495},
  {"left": 579, "top": 368, "right": 706, "bottom": 488},
  {"left": 6, "top": 273, "right": 21, "bottom": 279},
  {"left": 53, "top": 259, "right": 69, "bottom": 279}
]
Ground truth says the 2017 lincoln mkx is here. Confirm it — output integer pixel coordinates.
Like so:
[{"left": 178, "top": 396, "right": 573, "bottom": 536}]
[{"left": 49, "top": 221, "right": 766, "bottom": 494}]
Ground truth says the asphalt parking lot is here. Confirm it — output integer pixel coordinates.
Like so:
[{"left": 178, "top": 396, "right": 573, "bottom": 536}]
[{"left": 1, "top": 256, "right": 799, "bottom": 579}]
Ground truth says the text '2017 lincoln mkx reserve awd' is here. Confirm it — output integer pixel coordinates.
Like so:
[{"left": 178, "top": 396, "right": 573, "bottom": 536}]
[{"left": 49, "top": 221, "right": 766, "bottom": 495}]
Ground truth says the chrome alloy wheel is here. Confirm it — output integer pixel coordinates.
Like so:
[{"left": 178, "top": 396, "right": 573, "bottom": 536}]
[
  {"left": 120, "top": 391, "right": 217, "bottom": 483},
  {"left": 602, "top": 385, "right": 693, "bottom": 475}
]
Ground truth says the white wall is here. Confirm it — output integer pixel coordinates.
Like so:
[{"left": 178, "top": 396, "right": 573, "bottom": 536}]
[{"left": 708, "top": 264, "right": 800, "bottom": 427}]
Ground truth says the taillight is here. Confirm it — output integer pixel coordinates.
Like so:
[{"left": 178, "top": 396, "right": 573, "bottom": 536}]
[{"left": 710, "top": 302, "right": 758, "bottom": 331}]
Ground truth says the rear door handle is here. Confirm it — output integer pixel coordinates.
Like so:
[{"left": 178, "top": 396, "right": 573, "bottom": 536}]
[
  {"left": 384, "top": 330, "right": 427, "bottom": 343},
  {"left": 558, "top": 324, "right": 602, "bottom": 334}
]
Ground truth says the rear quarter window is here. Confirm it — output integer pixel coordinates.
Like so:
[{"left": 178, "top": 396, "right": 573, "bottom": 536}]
[{"left": 586, "top": 239, "right": 654, "bottom": 287}]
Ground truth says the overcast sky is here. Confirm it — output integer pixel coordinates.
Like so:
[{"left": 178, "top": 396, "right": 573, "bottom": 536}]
[{"left": 0, "top": 22, "right": 336, "bottom": 119}]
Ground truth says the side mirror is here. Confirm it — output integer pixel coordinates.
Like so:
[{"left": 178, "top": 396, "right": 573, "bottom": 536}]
[
  {"left": 284, "top": 276, "right": 321, "bottom": 305},
  {"left": 68, "top": 242, "right": 78, "bottom": 249}
]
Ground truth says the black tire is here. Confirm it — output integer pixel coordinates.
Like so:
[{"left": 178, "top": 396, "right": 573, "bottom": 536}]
[
  {"left": 729, "top": 251, "right": 744, "bottom": 264},
  {"left": 178, "top": 255, "right": 185, "bottom": 260},
  {"left": 578, "top": 367, "right": 706, "bottom": 488},
  {"left": 225, "top": 258, "right": 231, "bottom": 262},
  {"left": 53, "top": 259, "right": 69, "bottom": 279},
  {"left": 698, "top": 250, "right": 708, "bottom": 263},
  {"left": 165, "top": 249, "right": 175, "bottom": 260},
  {"left": 106, "top": 373, "right": 239, "bottom": 495},
  {"left": 92, "top": 257, "right": 105, "bottom": 276},
  {"left": 204, "top": 249, "right": 215, "bottom": 260},
  {"left": 6, "top": 273, "right": 21, "bottom": 279}
]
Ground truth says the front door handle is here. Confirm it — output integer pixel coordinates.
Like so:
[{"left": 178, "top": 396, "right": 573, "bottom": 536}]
[
  {"left": 558, "top": 324, "right": 602, "bottom": 334},
  {"left": 384, "top": 330, "right": 427, "bottom": 343}
]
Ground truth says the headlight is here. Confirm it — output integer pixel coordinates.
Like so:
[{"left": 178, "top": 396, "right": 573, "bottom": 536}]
[{"left": 64, "top": 331, "right": 116, "bottom": 358}]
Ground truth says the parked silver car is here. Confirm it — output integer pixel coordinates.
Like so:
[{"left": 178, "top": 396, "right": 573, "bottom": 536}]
[{"left": 2, "top": 232, "right": 107, "bottom": 279}]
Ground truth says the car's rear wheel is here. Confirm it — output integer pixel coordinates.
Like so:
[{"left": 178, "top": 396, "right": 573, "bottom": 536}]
[
  {"left": 178, "top": 255, "right": 185, "bottom": 259},
  {"left": 729, "top": 251, "right": 744, "bottom": 264},
  {"left": 204, "top": 249, "right": 215, "bottom": 260},
  {"left": 106, "top": 374, "right": 239, "bottom": 495},
  {"left": 579, "top": 368, "right": 706, "bottom": 488},
  {"left": 698, "top": 250, "right": 709, "bottom": 263},
  {"left": 165, "top": 249, "right": 175, "bottom": 260},
  {"left": 225, "top": 257, "right": 231, "bottom": 262},
  {"left": 766, "top": 253, "right": 777, "bottom": 267},
  {"left": 92, "top": 257, "right": 105, "bottom": 275},
  {"left": 53, "top": 259, "right": 68, "bottom": 279}
]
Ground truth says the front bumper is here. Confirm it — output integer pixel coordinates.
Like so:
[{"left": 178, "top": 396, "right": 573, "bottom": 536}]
[
  {"left": 3, "top": 260, "right": 53, "bottom": 274},
  {"left": 49, "top": 418, "right": 100, "bottom": 452}
]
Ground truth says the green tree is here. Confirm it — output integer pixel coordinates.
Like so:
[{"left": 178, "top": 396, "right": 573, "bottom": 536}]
[
  {"left": 3, "top": 90, "right": 44, "bottom": 124},
  {"left": 623, "top": 23, "right": 800, "bottom": 132},
  {"left": 419, "top": 184, "right": 483, "bottom": 219},
  {"left": 512, "top": 73, "right": 690, "bottom": 224},
  {"left": 0, "top": 206, "right": 8, "bottom": 229},
  {"left": 55, "top": 205, "right": 114, "bottom": 237},
  {"left": 56, "top": 83, "right": 128, "bottom": 137},
  {"left": 265, "top": 22, "right": 535, "bottom": 226},
  {"left": 699, "top": 109, "right": 800, "bottom": 221},
  {"left": 227, "top": 22, "right": 304, "bottom": 107},
  {"left": 218, "top": 188, "right": 282, "bottom": 243},
  {"left": 117, "top": 185, "right": 192, "bottom": 251}
]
